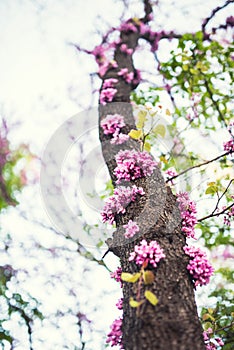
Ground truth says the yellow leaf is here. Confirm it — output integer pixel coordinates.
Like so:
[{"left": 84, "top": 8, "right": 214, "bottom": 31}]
[
  {"left": 144, "top": 142, "right": 151, "bottom": 152},
  {"left": 144, "top": 290, "right": 158, "bottom": 306},
  {"left": 143, "top": 270, "right": 155, "bottom": 285},
  {"left": 121, "top": 272, "right": 141, "bottom": 283},
  {"left": 128, "top": 129, "right": 142, "bottom": 140},
  {"left": 153, "top": 124, "right": 166, "bottom": 138},
  {"left": 166, "top": 108, "right": 171, "bottom": 116},
  {"left": 207, "top": 182, "right": 215, "bottom": 186},
  {"left": 136, "top": 110, "right": 147, "bottom": 128},
  {"left": 202, "top": 313, "right": 215, "bottom": 322},
  {"left": 159, "top": 155, "right": 168, "bottom": 164},
  {"left": 129, "top": 297, "right": 143, "bottom": 308}
]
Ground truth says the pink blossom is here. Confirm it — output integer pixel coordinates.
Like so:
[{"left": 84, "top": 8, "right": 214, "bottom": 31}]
[
  {"left": 110, "top": 267, "right": 122, "bottom": 283},
  {"left": 120, "top": 21, "right": 137, "bottom": 33},
  {"left": 101, "top": 114, "right": 125, "bottom": 135},
  {"left": 100, "top": 88, "right": 117, "bottom": 105},
  {"left": 106, "top": 317, "right": 123, "bottom": 348},
  {"left": 99, "top": 61, "right": 109, "bottom": 77},
  {"left": 139, "top": 22, "right": 150, "bottom": 35},
  {"left": 123, "top": 220, "right": 139, "bottom": 238},
  {"left": 203, "top": 329, "right": 224, "bottom": 350},
  {"left": 111, "top": 132, "right": 129, "bottom": 145},
  {"left": 114, "top": 150, "right": 157, "bottom": 184},
  {"left": 99, "top": 60, "right": 118, "bottom": 77},
  {"left": 103, "top": 78, "right": 118, "bottom": 89},
  {"left": 116, "top": 298, "right": 123, "bottom": 310},
  {"left": 177, "top": 192, "right": 197, "bottom": 239},
  {"left": 223, "top": 205, "right": 234, "bottom": 226},
  {"left": 101, "top": 185, "right": 145, "bottom": 224},
  {"left": 223, "top": 139, "right": 234, "bottom": 153},
  {"left": 223, "top": 122, "right": 234, "bottom": 153},
  {"left": 129, "top": 239, "right": 165, "bottom": 268},
  {"left": 222, "top": 245, "right": 234, "bottom": 259},
  {"left": 91, "top": 45, "right": 106, "bottom": 62},
  {"left": 118, "top": 68, "right": 134, "bottom": 83},
  {"left": 183, "top": 245, "right": 214, "bottom": 286},
  {"left": 120, "top": 44, "right": 133, "bottom": 55},
  {"left": 165, "top": 167, "right": 177, "bottom": 185},
  {"left": 101, "top": 114, "right": 129, "bottom": 145}
]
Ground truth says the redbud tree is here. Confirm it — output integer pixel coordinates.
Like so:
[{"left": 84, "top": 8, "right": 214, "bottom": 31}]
[{"left": 75, "top": 0, "right": 234, "bottom": 349}]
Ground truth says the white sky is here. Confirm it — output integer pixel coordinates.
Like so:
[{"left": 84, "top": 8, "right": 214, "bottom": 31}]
[{"left": 0, "top": 0, "right": 233, "bottom": 349}]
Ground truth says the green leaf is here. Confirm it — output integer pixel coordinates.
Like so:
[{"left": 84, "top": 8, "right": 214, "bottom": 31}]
[
  {"left": 203, "top": 322, "right": 213, "bottom": 331},
  {"left": 144, "top": 290, "right": 158, "bottom": 306},
  {"left": 121, "top": 272, "right": 141, "bottom": 283},
  {"left": 205, "top": 185, "right": 218, "bottom": 195},
  {"left": 129, "top": 297, "right": 144, "bottom": 308},
  {"left": 153, "top": 124, "right": 166, "bottom": 138},
  {"left": 128, "top": 129, "right": 142, "bottom": 140},
  {"left": 143, "top": 270, "right": 155, "bottom": 285}
]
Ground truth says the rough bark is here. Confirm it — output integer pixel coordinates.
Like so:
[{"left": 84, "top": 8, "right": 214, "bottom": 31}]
[{"left": 98, "top": 2, "right": 205, "bottom": 349}]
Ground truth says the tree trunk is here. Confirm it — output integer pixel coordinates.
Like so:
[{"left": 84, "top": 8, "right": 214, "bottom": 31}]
[{"left": 98, "top": 2, "right": 205, "bottom": 349}]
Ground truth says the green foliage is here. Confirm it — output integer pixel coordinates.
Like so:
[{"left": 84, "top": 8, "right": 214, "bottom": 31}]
[{"left": 0, "top": 143, "right": 32, "bottom": 211}]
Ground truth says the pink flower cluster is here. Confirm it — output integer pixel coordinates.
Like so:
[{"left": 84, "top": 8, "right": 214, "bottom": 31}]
[
  {"left": 120, "top": 44, "right": 133, "bottom": 55},
  {"left": 100, "top": 114, "right": 129, "bottom": 145},
  {"left": 119, "top": 21, "right": 137, "bottom": 33},
  {"left": 165, "top": 167, "right": 177, "bottom": 185},
  {"left": 118, "top": 68, "right": 134, "bottom": 83},
  {"left": 223, "top": 121, "right": 234, "bottom": 153},
  {"left": 183, "top": 245, "right": 214, "bottom": 287},
  {"left": 223, "top": 204, "right": 234, "bottom": 226},
  {"left": 123, "top": 220, "right": 139, "bottom": 238},
  {"left": 110, "top": 267, "right": 122, "bottom": 283},
  {"left": 177, "top": 192, "right": 197, "bottom": 239},
  {"left": 103, "top": 78, "right": 118, "bottom": 89},
  {"left": 100, "top": 88, "right": 117, "bottom": 105},
  {"left": 203, "top": 328, "right": 224, "bottom": 349},
  {"left": 106, "top": 317, "right": 123, "bottom": 348},
  {"left": 101, "top": 185, "right": 145, "bottom": 224},
  {"left": 112, "top": 132, "right": 129, "bottom": 145},
  {"left": 114, "top": 150, "right": 157, "bottom": 184},
  {"left": 101, "top": 114, "right": 125, "bottom": 135},
  {"left": 129, "top": 239, "right": 165, "bottom": 268},
  {"left": 223, "top": 139, "right": 234, "bottom": 153},
  {"left": 91, "top": 44, "right": 118, "bottom": 77},
  {"left": 116, "top": 298, "right": 123, "bottom": 310}
]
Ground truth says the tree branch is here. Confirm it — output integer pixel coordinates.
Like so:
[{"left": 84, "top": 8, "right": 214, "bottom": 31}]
[
  {"left": 198, "top": 202, "right": 234, "bottom": 222},
  {"left": 211, "top": 179, "right": 233, "bottom": 215},
  {"left": 166, "top": 151, "right": 231, "bottom": 183},
  {"left": 202, "top": 0, "right": 234, "bottom": 32}
]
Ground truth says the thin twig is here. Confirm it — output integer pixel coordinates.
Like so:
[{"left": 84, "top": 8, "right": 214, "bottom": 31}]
[
  {"left": 198, "top": 202, "right": 234, "bottom": 222},
  {"left": 211, "top": 179, "right": 233, "bottom": 215},
  {"left": 202, "top": 0, "right": 234, "bottom": 32},
  {"left": 166, "top": 151, "right": 231, "bottom": 183}
]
